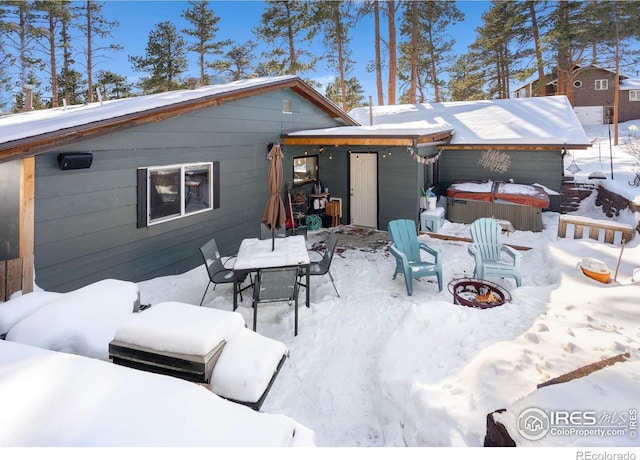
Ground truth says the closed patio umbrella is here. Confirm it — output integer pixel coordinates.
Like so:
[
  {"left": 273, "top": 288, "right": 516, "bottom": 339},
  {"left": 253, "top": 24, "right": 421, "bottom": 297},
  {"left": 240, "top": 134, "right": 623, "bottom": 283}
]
[{"left": 262, "top": 143, "right": 287, "bottom": 250}]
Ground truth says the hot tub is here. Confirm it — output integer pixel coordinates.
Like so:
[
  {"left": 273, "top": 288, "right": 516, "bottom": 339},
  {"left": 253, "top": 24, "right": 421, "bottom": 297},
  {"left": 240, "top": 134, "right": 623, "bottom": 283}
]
[{"left": 446, "top": 180, "right": 549, "bottom": 232}]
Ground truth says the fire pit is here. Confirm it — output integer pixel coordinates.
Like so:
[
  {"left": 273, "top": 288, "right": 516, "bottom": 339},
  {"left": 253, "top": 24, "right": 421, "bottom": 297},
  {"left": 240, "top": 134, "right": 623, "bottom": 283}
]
[{"left": 448, "top": 278, "right": 511, "bottom": 309}]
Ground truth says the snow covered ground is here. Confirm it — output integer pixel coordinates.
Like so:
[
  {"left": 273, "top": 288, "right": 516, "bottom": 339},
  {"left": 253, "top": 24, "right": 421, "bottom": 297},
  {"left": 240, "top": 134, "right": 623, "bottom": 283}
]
[{"left": 1, "top": 122, "right": 639, "bottom": 450}]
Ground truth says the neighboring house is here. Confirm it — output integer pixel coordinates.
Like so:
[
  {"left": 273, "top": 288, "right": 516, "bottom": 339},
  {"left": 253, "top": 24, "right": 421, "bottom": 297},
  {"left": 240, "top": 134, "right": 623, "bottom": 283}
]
[
  {"left": 514, "top": 65, "right": 640, "bottom": 125},
  {"left": 0, "top": 76, "right": 356, "bottom": 293},
  {"left": 0, "top": 76, "right": 591, "bottom": 294}
]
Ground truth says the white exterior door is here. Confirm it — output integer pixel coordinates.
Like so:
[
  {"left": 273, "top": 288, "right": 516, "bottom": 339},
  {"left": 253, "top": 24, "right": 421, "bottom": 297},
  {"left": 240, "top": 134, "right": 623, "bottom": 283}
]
[{"left": 350, "top": 152, "right": 377, "bottom": 228}]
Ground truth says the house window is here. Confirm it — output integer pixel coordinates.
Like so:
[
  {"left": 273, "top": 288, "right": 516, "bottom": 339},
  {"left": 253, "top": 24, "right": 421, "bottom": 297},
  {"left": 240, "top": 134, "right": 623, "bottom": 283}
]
[
  {"left": 595, "top": 79, "right": 608, "bottom": 90},
  {"left": 137, "top": 162, "right": 218, "bottom": 227},
  {"left": 630, "top": 90, "right": 640, "bottom": 101},
  {"left": 293, "top": 155, "right": 318, "bottom": 185},
  {"left": 573, "top": 80, "right": 583, "bottom": 88}
]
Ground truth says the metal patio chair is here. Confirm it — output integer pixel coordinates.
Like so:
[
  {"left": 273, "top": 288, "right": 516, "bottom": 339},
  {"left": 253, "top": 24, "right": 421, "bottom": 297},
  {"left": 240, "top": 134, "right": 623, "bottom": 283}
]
[
  {"left": 298, "top": 232, "right": 340, "bottom": 298},
  {"left": 199, "top": 237, "right": 249, "bottom": 305},
  {"left": 252, "top": 266, "right": 301, "bottom": 336}
]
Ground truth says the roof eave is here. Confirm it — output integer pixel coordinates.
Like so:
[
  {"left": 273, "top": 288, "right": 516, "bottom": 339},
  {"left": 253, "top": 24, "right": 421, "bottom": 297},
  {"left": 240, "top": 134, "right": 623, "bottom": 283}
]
[
  {"left": 280, "top": 131, "right": 453, "bottom": 147},
  {"left": 0, "top": 76, "right": 358, "bottom": 163},
  {"left": 441, "top": 143, "right": 592, "bottom": 150}
]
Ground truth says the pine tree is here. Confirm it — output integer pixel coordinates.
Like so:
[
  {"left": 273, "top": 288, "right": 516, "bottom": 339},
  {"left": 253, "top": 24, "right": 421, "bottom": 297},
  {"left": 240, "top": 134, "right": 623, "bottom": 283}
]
[
  {"left": 372, "top": 0, "right": 384, "bottom": 105},
  {"left": 470, "top": 1, "right": 531, "bottom": 99},
  {"left": 209, "top": 40, "right": 257, "bottom": 81},
  {"left": 384, "top": 0, "right": 401, "bottom": 105},
  {"left": 325, "top": 76, "right": 366, "bottom": 111},
  {"left": 59, "top": 12, "right": 75, "bottom": 106},
  {"left": 0, "top": 0, "right": 43, "bottom": 98},
  {"left": 95, "top": 69, "right": 132, "bottom": 99},
  {"left": 77, "top": 1, "right": 121, "bottom": 103},
  {"left": 181, "top": 0, "right": 230, "bottom": 86},
  {"left": 253, "top": 0, "right": 316, "bottom": 75},
  {"left": 129, "top": 21, "right": 188, "bottom": 94},
  {"left": 399, "top": 0, "right": 463, "bottom": 103},
  {"left": 310, "top": 0, "right": 355, "bottom": 111},
  {"left": 448, "top": 53, "right": 486, "bottom": 101},
  {"left": 12, "top": 71, "right": 45, "bottom": 112},
  {"left": 33, "top": 0, "right": 72, "bottom": 107},
  {"left": 56, "top": 68, "right": 85, "bottom": 105}
]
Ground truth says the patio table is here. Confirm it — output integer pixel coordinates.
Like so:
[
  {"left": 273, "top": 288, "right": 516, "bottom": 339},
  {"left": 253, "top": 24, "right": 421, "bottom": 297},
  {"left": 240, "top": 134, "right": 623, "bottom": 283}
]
[{"left": 233, "top": 235, "right": 311, "bottom": 313}]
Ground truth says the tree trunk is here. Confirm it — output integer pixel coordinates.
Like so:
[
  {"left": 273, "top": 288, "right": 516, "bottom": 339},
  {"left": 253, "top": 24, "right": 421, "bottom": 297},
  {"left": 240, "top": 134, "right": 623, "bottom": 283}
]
[
  {"left": 556, "top": 0, "right": 572, "bottom": 101},
  {"left": 386, "top": 1, "right": 397, "bottom": 105},
  {"left": 62, "top": 22, "right": 71, "bottom": 106},
  {"left": 86, "top": 1, "right": 93, "bottom": 103},
  {"left": 49, "top": 15, "right": 58, "bottom": 107},
  {"left": 529, "top": 2, "right": 545, "bottom": 96},
  {"left": 332, "top": 4, "right": 347, "bottom": 111},
  {"left": 614, "top": 16, "right": 620, "bottom": 145},
  {"left": 286, "top": 3, "right": 297, "bottom": 74},
  {"left": 409, "top": 0, "right": 417, "bottom": 103},
  {"left": 427, "top": 28, "right": 440, "bottom": 102},
  {"left": 374, "top": 0, "right": 384, "bottom": 105}
]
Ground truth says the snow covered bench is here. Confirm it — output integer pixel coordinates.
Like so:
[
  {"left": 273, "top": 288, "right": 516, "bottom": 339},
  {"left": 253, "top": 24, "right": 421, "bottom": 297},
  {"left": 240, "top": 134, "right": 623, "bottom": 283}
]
[
  {"left": 1, "top": 279, "right": 140, "bottom": 359},
  {"left": 0, "top": 340, "right": 313, "bottom": 446},
  {"left": 109, "top": 302, "right": 289, "bottom": 411}
]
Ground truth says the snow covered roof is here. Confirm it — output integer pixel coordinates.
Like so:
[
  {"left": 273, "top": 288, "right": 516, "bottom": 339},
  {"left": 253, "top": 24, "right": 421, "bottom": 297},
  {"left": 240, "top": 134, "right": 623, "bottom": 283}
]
[
  {"left": 0, "top": 75, "right": 356, "bottom": 162},
  {"left": 281, "top": 119, "right": 453, "bottom": 146},
  {"left": 348, "top": 96, "right": 591, "bottom": 148},
  {"left": 620, "top": 77, "right": 640, "bottom": 90}
]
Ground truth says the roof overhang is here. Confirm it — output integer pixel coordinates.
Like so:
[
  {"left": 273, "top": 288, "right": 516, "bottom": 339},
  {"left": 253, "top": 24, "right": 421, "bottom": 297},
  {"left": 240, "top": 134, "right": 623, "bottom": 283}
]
[
  {"left": 281, "top": 129, "right": 453, "bottom": 147},
  {"left": 441, "top": 143, "right": 591, "bottom": 150},
  {"left": 0, "top": 77, "right": 358, "bottom": 164}
]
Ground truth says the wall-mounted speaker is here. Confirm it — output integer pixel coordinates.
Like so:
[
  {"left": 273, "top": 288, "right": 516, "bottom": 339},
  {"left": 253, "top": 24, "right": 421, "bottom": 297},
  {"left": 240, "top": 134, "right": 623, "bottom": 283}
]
[{"left": 58, "top": 152, "right": 93, "bottom": 170}]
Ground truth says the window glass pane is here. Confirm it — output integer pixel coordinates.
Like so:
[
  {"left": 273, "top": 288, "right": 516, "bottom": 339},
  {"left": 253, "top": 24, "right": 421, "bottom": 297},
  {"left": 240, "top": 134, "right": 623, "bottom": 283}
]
[
  {"left": 184, "top": 164, "right": 211, "bottom": 214},
  {"left": 149, "top": 168, "right": 181, "bottom": 222},
  {"left": 293, "top": 156, "right": 318, "bottom": 185}
]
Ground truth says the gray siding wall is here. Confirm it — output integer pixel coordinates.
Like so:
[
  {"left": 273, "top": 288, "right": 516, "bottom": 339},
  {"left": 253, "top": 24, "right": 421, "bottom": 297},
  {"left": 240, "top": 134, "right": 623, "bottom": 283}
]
[
  {"left": 378, "top": 146, "right": 423, "bottom": 230},
  {"left": 438, "top": 148, "right": 563, "bottom": 212},
  {"left": 34, "top": 88, "right": 342, "bottom": 292}
]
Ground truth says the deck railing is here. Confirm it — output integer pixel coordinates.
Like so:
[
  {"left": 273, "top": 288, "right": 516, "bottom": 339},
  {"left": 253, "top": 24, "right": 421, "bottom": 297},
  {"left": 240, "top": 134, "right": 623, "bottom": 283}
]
[{"left": 557, "top": 215, "right": 635, "bottom": 245}]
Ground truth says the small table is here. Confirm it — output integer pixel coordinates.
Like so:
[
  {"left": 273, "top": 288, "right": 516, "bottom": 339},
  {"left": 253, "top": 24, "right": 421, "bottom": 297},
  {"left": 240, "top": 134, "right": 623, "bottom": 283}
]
[{"left": 233, "top": 235, "right": 311, "bottom": 314}]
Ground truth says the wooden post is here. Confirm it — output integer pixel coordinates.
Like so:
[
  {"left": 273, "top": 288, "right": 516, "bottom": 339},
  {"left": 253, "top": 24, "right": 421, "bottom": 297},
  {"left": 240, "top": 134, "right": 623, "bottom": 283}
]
[{"left": 20, "top": 157, "right": 35, "bottom": 294}]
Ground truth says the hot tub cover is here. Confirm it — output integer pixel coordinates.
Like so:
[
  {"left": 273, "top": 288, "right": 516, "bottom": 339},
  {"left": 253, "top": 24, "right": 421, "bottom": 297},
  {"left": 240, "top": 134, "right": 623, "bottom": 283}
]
[{"left": 446, "top": 180, "right": 549, "bottom": 208}]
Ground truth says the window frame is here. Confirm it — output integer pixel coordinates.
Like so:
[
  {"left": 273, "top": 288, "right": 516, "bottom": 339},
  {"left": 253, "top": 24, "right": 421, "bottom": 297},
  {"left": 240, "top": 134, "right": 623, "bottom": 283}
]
[
  {"left": 292, "top": 155, "right": 318, "bottom": 186},
  {"left": 137, "top": 161, "right": 218, "bottom": 228},
  {"left": 595, "top": 79, "right": 609, "bottom": 91},
  {"left": 630, "top": 90, "right": 640, "bottom": 101}
]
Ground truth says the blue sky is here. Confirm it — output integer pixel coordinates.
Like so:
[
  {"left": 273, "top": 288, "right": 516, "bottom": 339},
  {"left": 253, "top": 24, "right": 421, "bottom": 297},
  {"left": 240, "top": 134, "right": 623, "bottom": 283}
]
[{"left": 97, "top": 0, "right": 490, "bottom": 99}]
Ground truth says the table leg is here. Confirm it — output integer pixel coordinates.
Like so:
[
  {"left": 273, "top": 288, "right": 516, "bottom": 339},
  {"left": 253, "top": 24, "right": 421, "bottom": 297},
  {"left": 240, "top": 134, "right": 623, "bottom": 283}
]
[
  {"left": 233, "top": 272, "right": 239, "bottom": 311},
  {"left": 305, "top": 266, "right": 310, "bottom": 308}
]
